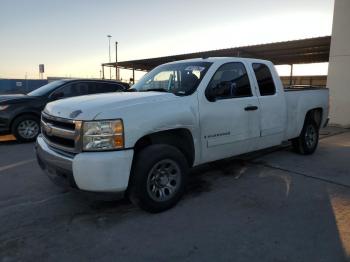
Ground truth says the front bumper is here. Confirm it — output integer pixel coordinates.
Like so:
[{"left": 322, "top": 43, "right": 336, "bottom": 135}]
[{"left": 35, "top": 135, "right": 134, "bottom": 193}]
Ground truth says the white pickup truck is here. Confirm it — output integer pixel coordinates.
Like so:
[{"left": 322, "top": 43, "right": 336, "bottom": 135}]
[{"left": 36, "top": 57, "right": 329, "bottom": 212}]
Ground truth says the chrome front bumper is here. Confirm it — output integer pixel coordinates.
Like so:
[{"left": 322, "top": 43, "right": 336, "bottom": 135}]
[
  {"left": 36, "top": 134, "right": 134, "bottom": 193},
  {"left": 35, "top": 135, "right": 77, "bottom": 188}
]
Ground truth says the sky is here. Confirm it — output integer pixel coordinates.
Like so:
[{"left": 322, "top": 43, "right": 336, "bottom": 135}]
[{"left": 0, "top": 0, "right": 335, "bottom": 81}]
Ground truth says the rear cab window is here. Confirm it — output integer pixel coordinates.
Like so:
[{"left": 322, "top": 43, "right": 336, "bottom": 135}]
[{"left": 252, "top": 63, "right": 276, "bottom": 96}]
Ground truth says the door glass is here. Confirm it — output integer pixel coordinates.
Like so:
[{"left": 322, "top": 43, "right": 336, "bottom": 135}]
[
  {"left": 52, "top": 82, "right": 89, "bottom": 98},
  {"left": 206, "top": 62, "right": 252, "bottom": 100}
]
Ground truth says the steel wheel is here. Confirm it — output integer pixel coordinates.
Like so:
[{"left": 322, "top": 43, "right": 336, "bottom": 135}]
[
  {"left": 305, "top": 124, "right": 317, "bottom": 149},
  {"left": 146, "top": 159, "right": 181, "bottom": 202},
  {"left": 292, "top": 119, "right": 319, "bottom": 155},
  {"left": 17, "top": 119, "right": 39, "bottom": 139}
]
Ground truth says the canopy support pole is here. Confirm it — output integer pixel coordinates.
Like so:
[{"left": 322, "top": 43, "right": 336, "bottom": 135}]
[{"left": 289, "top": 64, "right": 293, "bottom": 87}]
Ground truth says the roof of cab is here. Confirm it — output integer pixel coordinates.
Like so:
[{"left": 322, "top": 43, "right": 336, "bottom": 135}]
[{"left": 166, "top": 57, "right": 271, "bottom": 65}]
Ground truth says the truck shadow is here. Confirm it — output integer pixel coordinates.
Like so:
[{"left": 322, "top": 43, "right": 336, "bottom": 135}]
[
  {"left": 186, "top": 158, "right": 249, "bottom": 198},
  {"left": 1, "top": 145, "right": 349, "bottom": 261},
  {"left": 49, "top": 153, "right": 350, "bottom": 261},
  {"left": 65, "top": 157, "right": 250, "bottom": 224}
]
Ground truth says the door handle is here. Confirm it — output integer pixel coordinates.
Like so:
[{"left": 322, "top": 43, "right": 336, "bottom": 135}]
[{"left": 244, "top": 106, "right": 258, "bottom": 111}]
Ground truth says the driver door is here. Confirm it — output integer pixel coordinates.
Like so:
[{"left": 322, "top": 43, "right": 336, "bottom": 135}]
[{"left": 199, "top": 62, "right": 261, "bottom": 163}]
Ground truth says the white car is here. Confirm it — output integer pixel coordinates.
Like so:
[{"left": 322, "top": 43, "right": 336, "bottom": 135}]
[{"left": 36, "top": 57, "right": 329, "bottom": 212}]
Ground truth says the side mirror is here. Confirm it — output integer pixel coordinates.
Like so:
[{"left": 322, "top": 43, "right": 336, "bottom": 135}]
[
  {"left": 206, "top": 81, "right": 231, "bottom": 102},
  {"left": 50, "top": 92, "right": 64, "bottom": 101},
  {"left": 206, "top": 87, "right": 217, "bottom": 102}
]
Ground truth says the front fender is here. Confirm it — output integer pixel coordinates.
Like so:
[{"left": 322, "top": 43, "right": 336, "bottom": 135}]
[{"left": 96, "top": 94, "right": 201, "bottom": 164}]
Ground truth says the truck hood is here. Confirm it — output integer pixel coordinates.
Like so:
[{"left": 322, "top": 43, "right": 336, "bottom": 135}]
[{"left": 44, "top": 92, "right": 178, "bottom": 120}]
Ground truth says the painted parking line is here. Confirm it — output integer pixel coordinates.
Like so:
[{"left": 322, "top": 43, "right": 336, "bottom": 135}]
[
  {"left": 0, "top": 159, "right": 36, "bottom": 173},
  {"left": 0, "top": 135, "right": 16, "bottom": 142}
]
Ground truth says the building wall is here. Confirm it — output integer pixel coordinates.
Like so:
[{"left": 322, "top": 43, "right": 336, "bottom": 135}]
[
  {"left": 327, "top": 0, "right": 350, "bottom": 127},
  {"left": 0, "top": 79, "right": 48, "bottom": 94}
]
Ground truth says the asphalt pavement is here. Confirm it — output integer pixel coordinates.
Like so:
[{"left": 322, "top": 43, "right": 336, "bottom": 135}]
[{"left": 0, "top": 128, "right": 349, "bottom": 262}]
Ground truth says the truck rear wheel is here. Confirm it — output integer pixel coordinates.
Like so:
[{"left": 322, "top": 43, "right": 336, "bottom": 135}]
[
  {"left": 128, "top": 144, "right": 188, "bottom": 213},
  {"left": 292, "top": 119, "right": 319, "bottom": 155}
]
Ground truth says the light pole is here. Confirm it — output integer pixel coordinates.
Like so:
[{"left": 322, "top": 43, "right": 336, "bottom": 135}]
[
  {"left": 115, "top": 41, "right": 118, "bottom": 80},
  {"left": 107, "top": 35, "right": 112, "bottom": 79}
]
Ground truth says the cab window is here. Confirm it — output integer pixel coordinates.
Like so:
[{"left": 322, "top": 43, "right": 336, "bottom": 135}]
[
  {"left": 206, "top": 62, "right": 252, "bottom": 101},
  {"left": 252, "top": 63, "right": 276, "bottom": 96}
]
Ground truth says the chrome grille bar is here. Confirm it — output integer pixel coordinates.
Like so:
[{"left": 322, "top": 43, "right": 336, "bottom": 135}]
[
  {"left": 41, "top": 120, "right": 75, "bottom": 140},
  {"left": 41, "top": 112, "right": 82, "bottom": 153}
]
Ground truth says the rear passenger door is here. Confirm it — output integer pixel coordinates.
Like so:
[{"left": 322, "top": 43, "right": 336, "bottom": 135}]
[{"left": 250, "top": 62, "right": 286, "bottom": 138}]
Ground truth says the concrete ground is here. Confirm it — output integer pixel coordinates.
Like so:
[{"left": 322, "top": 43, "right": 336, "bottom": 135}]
[{"left": 0, "top": 128, "right": 349, "bottom": 262}]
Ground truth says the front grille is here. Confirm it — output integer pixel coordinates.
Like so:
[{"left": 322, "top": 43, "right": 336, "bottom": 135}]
[
  {"left": 41, "top": 112, "right": 82, "bottom": 153},
  {"left": 46, "top": 135, "right": 75, "bottom": 148},
  {"left": 42, "top": 114, "right": 75, "bottom": 130}
]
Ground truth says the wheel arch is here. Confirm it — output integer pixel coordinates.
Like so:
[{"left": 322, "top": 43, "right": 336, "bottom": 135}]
[
  {"left": 133, "top": 128, "right": 196, "bottom": 167},
  {"left": 10, "top": 112, "right": 41, "bottom": 131},
  {"left": 304, "top": 107, "right": 323, "bottom": 129}
]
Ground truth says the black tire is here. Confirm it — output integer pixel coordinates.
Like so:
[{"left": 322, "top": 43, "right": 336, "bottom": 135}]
[
  {"left": 292, "top": 119, "right": 319, "bottom": 155},
  {"left": 11, "top": 115, "right": 40, "bottom": 142},
  {"left": 128, "top": 144, "right": 188, "bottom": 213}
]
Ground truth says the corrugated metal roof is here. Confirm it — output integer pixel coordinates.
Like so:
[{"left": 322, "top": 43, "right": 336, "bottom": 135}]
[{"left": 102, "top": 36, "right": 331, "bottom": 71}]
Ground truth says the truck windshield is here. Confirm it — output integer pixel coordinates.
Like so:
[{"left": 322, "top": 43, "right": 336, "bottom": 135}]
[{"left": 131, "top": 62, "right": 212, "bottom": 96}]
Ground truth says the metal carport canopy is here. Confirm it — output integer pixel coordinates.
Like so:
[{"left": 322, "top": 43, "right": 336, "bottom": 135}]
[{"left": 102, "top": 36, "right": 331, "bottom": 72}]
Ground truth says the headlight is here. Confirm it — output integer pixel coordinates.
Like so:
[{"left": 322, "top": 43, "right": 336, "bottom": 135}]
[
  {"left": 0, "top": 105, "right": 9, "bottom": 111},
  {"left": 82, "top": 120, "right": 124, "bottom": 151}
]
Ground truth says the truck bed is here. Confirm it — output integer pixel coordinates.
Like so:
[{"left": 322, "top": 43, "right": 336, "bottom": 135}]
[
  {"left": 284, "top": 85, "right": 327, "bottom": 92},
  {"left": 283, "top": 87, "right": 329, "bottom": 140}
]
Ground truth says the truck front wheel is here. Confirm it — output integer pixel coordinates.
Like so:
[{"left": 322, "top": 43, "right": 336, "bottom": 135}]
[
  {"left": 292, "top": 119, "right": 319, "bottom": 155},
  {"left": 128, "top": 144, "right": 188, "bottom": 213}
]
